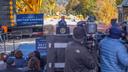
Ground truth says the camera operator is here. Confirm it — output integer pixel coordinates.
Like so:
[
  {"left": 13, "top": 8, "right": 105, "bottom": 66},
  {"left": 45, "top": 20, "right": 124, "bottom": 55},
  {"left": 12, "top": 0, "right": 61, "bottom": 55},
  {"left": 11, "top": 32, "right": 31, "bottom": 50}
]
[
  {"left": 64, "top": 26, "right": 96, "bottom": 72},
  {"left": 85, "top": 21, "right": 99, "bottom": 72},
  {"left": 77, "top": 17, "right": 99, "bottom": 72}
]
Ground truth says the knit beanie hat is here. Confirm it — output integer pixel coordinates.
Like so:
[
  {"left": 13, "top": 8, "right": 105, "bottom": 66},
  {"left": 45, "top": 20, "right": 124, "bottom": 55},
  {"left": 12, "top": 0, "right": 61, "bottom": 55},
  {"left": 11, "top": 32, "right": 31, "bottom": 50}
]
[
  {"left": 73, "top": 26, "right": 85, "bottom": 39},
  {"left": 109, "top": 27, "right": 122, "bottom": 39}
]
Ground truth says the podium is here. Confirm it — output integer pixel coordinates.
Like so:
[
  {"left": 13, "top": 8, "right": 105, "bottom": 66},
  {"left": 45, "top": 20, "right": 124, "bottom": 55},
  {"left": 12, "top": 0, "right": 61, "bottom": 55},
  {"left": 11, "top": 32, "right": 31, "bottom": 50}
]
[{"left": 56, "top": 27, "right": 70, "bottom": 35}]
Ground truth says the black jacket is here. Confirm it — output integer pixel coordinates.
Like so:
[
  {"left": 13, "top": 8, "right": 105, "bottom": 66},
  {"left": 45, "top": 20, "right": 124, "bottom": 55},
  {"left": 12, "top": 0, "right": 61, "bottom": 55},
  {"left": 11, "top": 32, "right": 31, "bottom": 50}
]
[{"left": 64, "top": 41, "right": 96, "bottom": 72}]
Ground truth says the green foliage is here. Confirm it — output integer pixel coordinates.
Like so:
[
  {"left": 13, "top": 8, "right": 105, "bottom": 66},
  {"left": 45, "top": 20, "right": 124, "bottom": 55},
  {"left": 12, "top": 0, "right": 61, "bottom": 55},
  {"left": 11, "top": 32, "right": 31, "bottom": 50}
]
[
  {"left": 116, "top": 0, "right": 123, "bottom": 5},
  {"left": 41, "top": 0, "right": 57, "bottom": 15},
  {"left": 65, "top": 0, "right": 79, "bottom": 14},
  {"left": 66, "top": 0, "right": 96, "bottom": 18},
  {"left": 79, "top": 0, "right": 96, "bottom": 17}
]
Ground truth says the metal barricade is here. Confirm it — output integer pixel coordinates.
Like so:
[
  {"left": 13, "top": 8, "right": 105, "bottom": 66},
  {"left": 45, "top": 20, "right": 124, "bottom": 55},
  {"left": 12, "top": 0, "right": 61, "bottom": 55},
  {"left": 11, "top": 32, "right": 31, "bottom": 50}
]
[
  {"left": 0, "top": 32, "right": 8, "bottom": 53},
  {"left": 0, "top": 32, "right": 19, "bottom": 54}
]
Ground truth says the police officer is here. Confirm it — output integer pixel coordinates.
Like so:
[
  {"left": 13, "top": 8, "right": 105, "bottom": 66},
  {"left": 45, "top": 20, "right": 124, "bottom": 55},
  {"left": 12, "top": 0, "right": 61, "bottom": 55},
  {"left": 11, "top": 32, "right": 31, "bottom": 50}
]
[{"left": 64, "top": 26, "right": 96, "bottom": 72}]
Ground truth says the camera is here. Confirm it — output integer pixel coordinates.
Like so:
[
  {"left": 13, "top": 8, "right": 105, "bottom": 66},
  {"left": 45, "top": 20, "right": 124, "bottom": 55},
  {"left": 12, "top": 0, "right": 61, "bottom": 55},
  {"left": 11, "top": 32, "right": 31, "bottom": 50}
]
[
  {"left": 86, "top": 22, "right": 97, "bottom": 34},
  {"left": 84, "top": 22, "right": 97, "bottom": 48}
]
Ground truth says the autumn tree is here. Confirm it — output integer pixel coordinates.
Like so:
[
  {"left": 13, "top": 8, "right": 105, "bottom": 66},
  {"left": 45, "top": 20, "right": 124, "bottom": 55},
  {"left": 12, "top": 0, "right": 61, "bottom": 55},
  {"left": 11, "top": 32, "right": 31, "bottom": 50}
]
[
  {"left": 66, "top": 0, "right": 96, "bottom": 18},
  {"left": 95, "top": 0, "right": 118, "bottom": 25},
  {"left": 116, "top": 0, "right": 123, "bottom": 5},
  {"left": 79, "top": 0, "right": 96, "bottom": 18},
  {"left": 66, "top": 0, "right": 79, "bottom": 14},
  {"left": 41, "top": 0, "right": 57, "bottom": 15},
  {"left": 16, "top": 0, "right": 44, "bottom": 14}
]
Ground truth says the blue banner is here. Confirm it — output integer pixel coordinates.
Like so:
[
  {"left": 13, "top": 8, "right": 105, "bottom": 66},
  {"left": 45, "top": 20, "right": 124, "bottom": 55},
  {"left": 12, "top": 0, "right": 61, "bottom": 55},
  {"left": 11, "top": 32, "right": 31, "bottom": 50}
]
[
  {"left": 36, "top": 37, "right": 48, "bottom": 50},
  {"left": 16, "top": 14, "right": 44, "bottom": 26}
]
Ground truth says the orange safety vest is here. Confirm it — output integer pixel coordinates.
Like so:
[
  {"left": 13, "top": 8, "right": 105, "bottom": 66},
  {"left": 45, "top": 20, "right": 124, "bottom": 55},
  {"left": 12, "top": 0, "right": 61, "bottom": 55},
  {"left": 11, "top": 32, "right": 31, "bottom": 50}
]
[{"left": 1, "top": 25, "right": 8, "bottom": 33}]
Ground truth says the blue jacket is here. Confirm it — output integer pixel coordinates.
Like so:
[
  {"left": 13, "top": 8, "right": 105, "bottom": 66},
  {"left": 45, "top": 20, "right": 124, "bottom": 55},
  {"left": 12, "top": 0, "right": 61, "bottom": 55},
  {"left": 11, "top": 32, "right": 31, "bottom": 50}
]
[
  {"left": 14, "top": 58, "right": 26, "bottom": 68},
  {"left": 99, "top": 37, "right": 128, "bottom": 72}
]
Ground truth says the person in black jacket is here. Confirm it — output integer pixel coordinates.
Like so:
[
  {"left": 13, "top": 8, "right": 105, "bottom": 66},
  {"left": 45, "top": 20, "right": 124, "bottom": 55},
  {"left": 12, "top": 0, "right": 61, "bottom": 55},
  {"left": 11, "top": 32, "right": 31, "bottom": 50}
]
[
  {"left": 64, "top": 26, "right": 96, "bottom": 72},
  {"left": 57, "top": 16, "right": 67, "bottom": 27}
]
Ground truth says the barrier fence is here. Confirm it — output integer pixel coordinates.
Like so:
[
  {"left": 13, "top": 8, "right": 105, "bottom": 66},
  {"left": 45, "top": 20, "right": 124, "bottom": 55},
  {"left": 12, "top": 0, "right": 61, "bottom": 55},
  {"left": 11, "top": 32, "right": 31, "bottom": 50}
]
[{"left": 0, "top": 32, "right": 25, "bottom": 54}]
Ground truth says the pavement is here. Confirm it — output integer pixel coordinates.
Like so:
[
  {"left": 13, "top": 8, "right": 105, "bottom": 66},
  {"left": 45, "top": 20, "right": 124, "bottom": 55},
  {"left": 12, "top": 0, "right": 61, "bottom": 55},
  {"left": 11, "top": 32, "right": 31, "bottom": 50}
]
[{"left": 0, "top": 38, "right": 36, "bottom": 54}]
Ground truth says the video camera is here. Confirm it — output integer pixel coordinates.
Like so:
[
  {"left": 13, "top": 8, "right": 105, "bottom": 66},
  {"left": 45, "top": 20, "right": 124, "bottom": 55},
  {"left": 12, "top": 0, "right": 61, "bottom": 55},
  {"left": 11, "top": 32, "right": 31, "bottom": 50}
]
[
  {"left": 86, "top": 22, "right": 97, "bottom": 34},
  {"left": 84, "top": 21, "right": 97, "bottom": 47},
  {"left": 84, "top": 21, "right": 99, "bottom": 72}
]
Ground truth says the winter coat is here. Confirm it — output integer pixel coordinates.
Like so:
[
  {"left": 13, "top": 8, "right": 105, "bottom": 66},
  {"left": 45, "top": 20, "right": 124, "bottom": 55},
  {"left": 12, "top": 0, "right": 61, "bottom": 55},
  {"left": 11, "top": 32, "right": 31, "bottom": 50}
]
[
  {"left": 99, "top": 37, "right": 128, "bottom": 72},
  {"left": 64, "top": 41, "right": 96, "bottom": 72}
]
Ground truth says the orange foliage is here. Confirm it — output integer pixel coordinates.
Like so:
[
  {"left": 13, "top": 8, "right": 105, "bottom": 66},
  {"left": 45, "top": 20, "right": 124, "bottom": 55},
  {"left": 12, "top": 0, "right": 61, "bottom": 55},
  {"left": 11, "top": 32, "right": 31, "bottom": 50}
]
[{"left": 95, "top": 0, "right": 118, "bottom": 25}]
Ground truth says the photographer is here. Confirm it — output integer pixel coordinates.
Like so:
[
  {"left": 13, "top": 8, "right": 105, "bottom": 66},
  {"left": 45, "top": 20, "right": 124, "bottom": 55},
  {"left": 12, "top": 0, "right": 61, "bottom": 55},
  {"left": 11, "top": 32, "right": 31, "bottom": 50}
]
[{"left": 77, "top": 20, "right": 99, "bottom": 72}]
